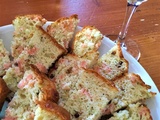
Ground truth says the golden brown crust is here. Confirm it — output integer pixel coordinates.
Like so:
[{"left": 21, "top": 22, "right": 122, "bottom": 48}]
[
  {"left": 113, "top": 42, "right": 129, "bottom": 66},
  {"left": 37, "top": 26, "right": 67, "bottom": 54},
  {"left": 47, "top": 14, "right": 78, "bottom": 32},
  {"left": 111, "top": 42, "right": 129, "bottom": 80},
  {"left": 114, "top": 73, "right": 155, "bottom": 91},
  {"left": 0, "top": 78, "right": 10, "bottom": 110},
  {"left": 114, "top": 73, "right": 157, "bottom": 97},
  {"left": 37, "top": 100, "right": 71, "bottom": 120},
  {"left": 48, "top": 14, "right": 78, "bottom": 27},
  {"left": 114, "top": 41, "right": 124, "bottom": 58},
  {"left": 140, "top": 104, "right": 153, "bottom": 120},
  {"left": 12, "top": 14, "right": 47, "bottom": 25},
  {"left": 30, "top": 64, "right": 59, "bottom": 103},
  {"left": 84, "top": 68, "right": 118, "bottom": 92}
]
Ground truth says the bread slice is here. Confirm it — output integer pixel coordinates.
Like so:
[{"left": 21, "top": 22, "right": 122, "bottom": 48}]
[
  {"left": 11, "top": 14, "right": 47, "bottom": 58},
  {"left": 4, "top": 65, "right": 59, "bottom": 120},
  {"left": 47, "top": 14, "right": 79, "bottom": 49},
  {"left": 55, "top": 67, "right": 118, "bottom": 120},
  {"left": 72, "top": 26, "right": 103, "bottom": 58},
  {"left": 109, "top": 103, "right": 152, "bottom": 120},
  {"left": 0, "top": 78, "right": 10, "bottom": 111},
  {"left": 105, "top": 73, "right": 156, "bottom": 114},
  {"left": 93, "top": 43, "right": 129, "bottom": 81},
  {"left": 0, "top": 39, "right": 11, "bottom": 77},
  {"left": 34, "top": 100, "right": 70, "bottom": 120}
]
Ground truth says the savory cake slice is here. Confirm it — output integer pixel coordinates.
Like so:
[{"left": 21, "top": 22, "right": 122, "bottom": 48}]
[
  {"left": 108, "top": 103, "right": 152, "bottom": 120},
  {"left": 4, "top": 26, "right": 66, "bottom": 93},
  {"left": 34, "top": 100, "right": 70, "bottom": 120},
  {"left": 72, "top": 26, "right": 103, "bottom": 58},
  {"left": 0, "top": 39, "right": 11, "bottom": 77},
  {"left": 14, "top": 26, "right": 66, "bottom": 73},
  {"left": 11, "top": 14, "right": 47, "bottom": 58},
  {"left": 105, "top": 73, "right": 156, "bottom": 114},
  {"left": 93, "top": 43, "right": 128, "bottom": 81},
  {"left": 4, "top": 65, "right": 59, "bottom": 120},
  {"left": 55, "top": 67, "right": 118, "bottom": 120},
  {"left": 47, "top": 14, "right": 79, "bottom": 49}
]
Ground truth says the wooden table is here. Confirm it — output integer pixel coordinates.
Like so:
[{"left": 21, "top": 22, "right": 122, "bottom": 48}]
[{"left": 0, "top": 0, "right": 160, "bottom": 91}]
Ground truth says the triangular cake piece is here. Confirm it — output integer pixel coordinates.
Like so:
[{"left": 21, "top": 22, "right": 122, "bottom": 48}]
[
  {"left": 47, "top": 14, "right": 79, "bottom": 50},
  {"left": 105, "top": 73, "right": 156, "bottom": 114},
  {"left": 93, "top": 43, "right": 128, "bottom": 81}
]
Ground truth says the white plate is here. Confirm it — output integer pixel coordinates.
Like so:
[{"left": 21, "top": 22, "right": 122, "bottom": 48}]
[{"left": 0, "top": 22, "right": 160, "bottom": 119}]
